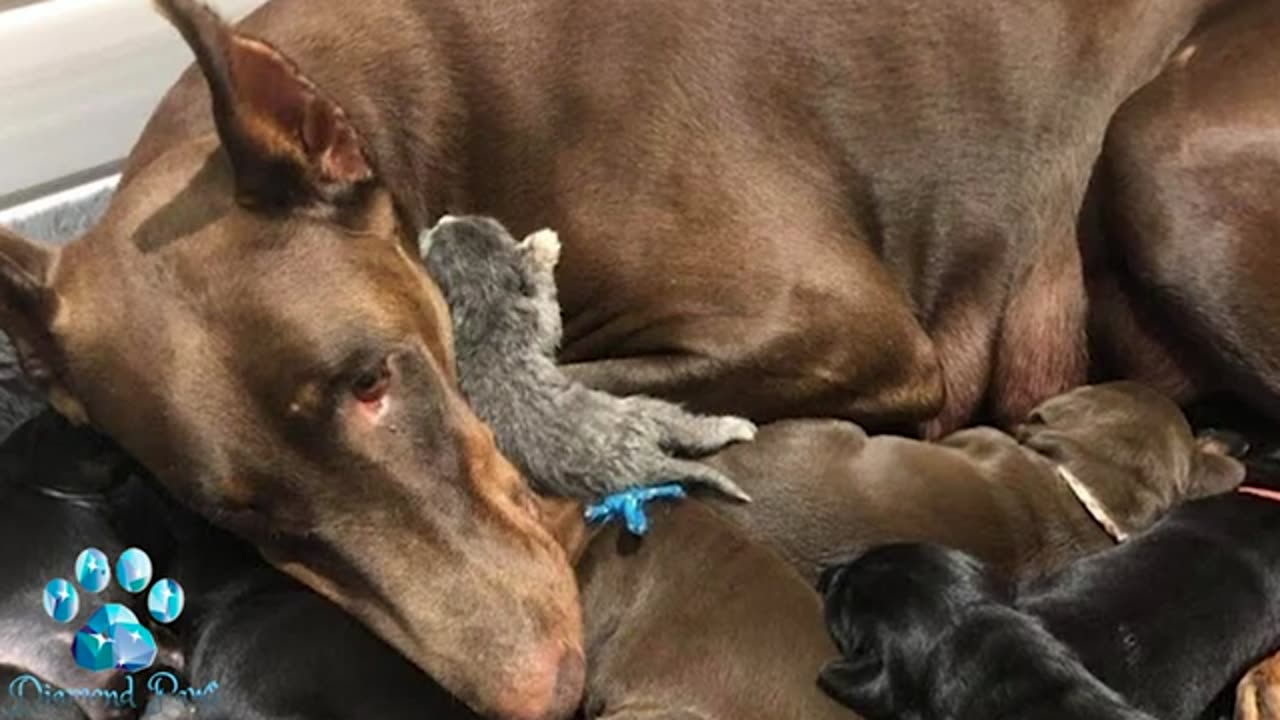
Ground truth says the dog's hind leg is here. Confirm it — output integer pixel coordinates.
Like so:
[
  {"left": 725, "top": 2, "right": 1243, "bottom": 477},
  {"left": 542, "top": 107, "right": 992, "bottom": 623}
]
[{"left": 1098, "top": 7, "right": 1280, "bottom": 425}]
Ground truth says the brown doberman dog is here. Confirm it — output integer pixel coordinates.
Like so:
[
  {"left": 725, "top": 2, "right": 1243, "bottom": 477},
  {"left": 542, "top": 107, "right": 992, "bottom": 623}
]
[
  {"left": 1092, "top": 0, "right": 1280, "bottom": 423},
  {"left": 0, "top": 0, "right": 1248, "bottom": 717}
]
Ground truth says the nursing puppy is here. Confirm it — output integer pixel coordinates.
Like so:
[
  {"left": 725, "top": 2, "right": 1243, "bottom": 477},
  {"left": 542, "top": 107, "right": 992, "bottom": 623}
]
[
  {"left": 420, "top": 216, "right": 754, "bottom": 501},
  {"left": 818, "top": 543, "right": 1155, "bottom": 720},
  {"left": 139, "top": 538, "right": 480, "bottom": 720},
  {"left": 560, "top": 499, "right": 856, "bottom": 720},
  {"left": 706, "top": 382, "right": 1243, "bottom": 582},
  {"left": 1015, "top": 461, "right": 1280, "bottom": 720}
]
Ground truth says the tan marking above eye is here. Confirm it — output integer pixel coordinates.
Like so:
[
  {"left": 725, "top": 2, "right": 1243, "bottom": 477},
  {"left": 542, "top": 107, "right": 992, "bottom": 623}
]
[{"left": 289, "top": 381, "right": 324, "bottom": 417}]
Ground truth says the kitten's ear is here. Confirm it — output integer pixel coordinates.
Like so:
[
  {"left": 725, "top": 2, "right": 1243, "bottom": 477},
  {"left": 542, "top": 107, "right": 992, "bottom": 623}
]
[
  {"left": 818, "top": 657, "right": 894, "bottom": 717},
  {"left": 417, "top": 227, "right": 436, "bottom": 261},
  {"left": 520, "top": 229, "right": 561, "bottom": 274}
]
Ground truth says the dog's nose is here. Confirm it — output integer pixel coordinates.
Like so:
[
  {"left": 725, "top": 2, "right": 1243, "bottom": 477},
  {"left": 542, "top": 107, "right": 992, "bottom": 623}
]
[
  {"left": 493, "top": 640, "right": 585, "bottom": 720},
  {"left": 817, "top": 564, "right": 845, "bottom": 596}
]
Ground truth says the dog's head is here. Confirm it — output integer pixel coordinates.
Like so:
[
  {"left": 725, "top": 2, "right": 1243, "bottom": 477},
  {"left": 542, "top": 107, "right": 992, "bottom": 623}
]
[
  {"left": 1015, "top": 381, "right": 1244, "bottom": 539},
  {"left": 816, "top": 543, "right": 1009, "bottom": 720},
  {"left": 0, "top": 2, "right": 583, "bottom": 718},
  {"left": 421, "top": 216, "right": 563, "bottom": 357}
]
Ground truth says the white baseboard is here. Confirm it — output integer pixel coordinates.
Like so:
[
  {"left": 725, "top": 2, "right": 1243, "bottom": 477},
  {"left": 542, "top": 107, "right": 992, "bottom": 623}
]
[{"left": 0, "top": 0, "right": 267, "bottom": 204}]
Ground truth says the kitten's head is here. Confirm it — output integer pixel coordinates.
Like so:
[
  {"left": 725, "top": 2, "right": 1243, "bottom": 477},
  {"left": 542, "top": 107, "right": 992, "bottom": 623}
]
[
  {"left": 816, "top": 544, "right": 1009, "bottom": 720},
  {"left": 419, "top": 216, "right": 562, "bottom": 352}
]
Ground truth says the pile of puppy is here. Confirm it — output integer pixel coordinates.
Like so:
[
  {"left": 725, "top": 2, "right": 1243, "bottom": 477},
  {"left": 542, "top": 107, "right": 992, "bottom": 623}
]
[{"left": 2, "top": 213, "right": 1279, "bottom": 720}]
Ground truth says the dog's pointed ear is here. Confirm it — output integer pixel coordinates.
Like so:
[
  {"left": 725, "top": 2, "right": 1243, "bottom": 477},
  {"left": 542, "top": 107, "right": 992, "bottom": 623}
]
[
  {"left": 154, "top": 0, "right": 374, "bottom": 209},
  {"left": 0, "top": 228, "right": 84, "bottom": 420}
]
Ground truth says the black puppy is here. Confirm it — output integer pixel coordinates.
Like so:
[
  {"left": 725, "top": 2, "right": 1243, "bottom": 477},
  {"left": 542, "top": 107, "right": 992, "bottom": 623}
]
[
  {"left": 0, "top": 411, "right": 182, "bottom": 720},
  {"left": 818, "top": 543, "right": 1156, "bottom": 720},
  {"left": 1016, "top": 459, "right": 1280, "bottom": 720},
  {"left": 135, "top": 465, "right": 481, "bottom": 719}
]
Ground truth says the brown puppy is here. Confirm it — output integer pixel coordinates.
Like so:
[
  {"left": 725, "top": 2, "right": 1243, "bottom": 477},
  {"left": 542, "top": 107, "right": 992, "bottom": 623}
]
[
  {"left": 1238, "top": 650, "right": 1280, "bottom": 720},
  {"left": 707, "top": 382, "right": 1243, "bottom": 582},
  {"left": 548, "top": 500, "right": 856, "bottom": 720}
]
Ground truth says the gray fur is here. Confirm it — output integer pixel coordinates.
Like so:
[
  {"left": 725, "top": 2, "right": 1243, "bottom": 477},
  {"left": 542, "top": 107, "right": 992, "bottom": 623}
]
[{"left": 421, "top": 215, "right": 755, "bottom": 502}]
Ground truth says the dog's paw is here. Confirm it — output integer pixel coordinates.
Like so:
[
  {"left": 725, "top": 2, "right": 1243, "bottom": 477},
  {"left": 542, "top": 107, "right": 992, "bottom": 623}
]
[
  {"left": 1238, "top": 655, "right": 1280, "bottom": 720},
  {"left": 521, "top": 229, "right": 562, "bottom": 273},
  {"left": 42, "top": 547, "right": 186, "bottom": 673}
]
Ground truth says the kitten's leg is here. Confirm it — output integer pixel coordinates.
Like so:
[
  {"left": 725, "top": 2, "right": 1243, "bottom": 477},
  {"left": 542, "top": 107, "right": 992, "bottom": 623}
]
[
  {"left": 648, "top": 457, "right": 752, "bottom": 503},
  {"left": 595, "top": 709, "right": 712, "bottom": 720},
  {"left": 619, "top": 396, "right": 757, "bottom": 455}
]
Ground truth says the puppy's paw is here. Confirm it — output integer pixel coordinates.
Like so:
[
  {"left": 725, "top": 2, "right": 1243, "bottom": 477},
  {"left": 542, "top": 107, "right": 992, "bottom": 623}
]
[
  {"left": 521, "top": 229, "right": 562, "bottom": 273},
  {"left": 1238, "top": 656, "right": 1280, "bottom": 720}
]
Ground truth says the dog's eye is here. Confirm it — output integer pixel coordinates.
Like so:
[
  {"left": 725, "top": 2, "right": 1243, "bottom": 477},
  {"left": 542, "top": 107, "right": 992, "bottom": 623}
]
[{"left": 351, "top": 358, "right": 392, "bottom": 404}]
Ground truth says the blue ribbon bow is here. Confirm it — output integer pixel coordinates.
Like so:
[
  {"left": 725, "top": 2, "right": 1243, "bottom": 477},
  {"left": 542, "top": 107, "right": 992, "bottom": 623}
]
[{"left": 584, "top": 484, "right": 687, "bottom": 536}]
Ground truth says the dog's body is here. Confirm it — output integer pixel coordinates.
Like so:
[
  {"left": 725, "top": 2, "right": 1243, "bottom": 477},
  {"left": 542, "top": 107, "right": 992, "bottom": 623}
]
[
  {"left": 119, "top": 0, "right": 1245, "bottom": 438},
  {"left": 706, "top": 383, "right": 1242, "bottom": 582},
  {"left": 818, "top": 544, "right": 1155, "bottom": 720},
  {"left": 420, "top": 216, "right": 753, "bottom": 501},
  {"left": 1013, "top": 469, "right": 1280, "bottom": 720}
]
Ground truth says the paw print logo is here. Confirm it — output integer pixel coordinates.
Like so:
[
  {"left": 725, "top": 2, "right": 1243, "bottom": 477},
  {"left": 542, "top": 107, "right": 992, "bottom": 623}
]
[{"left": 41, "top": 547, "right": 186, "bottom": 673}]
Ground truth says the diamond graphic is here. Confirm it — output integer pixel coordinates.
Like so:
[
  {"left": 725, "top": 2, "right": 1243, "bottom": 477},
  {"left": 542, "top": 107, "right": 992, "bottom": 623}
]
[
  {"left": 115, "top": 548, "right": 153, "bottom": 593},
  {"left": 42, "top": 579, "right": 79, "bottom": 623},
  {"left": 71, "top": 604, "right": 156, "bottom": 672},
  {"left": 75, "top": 548, "right": 110, "bottom": 593},
  {"left": 147, "top": 579, "right": 185, "bottom": 624}
]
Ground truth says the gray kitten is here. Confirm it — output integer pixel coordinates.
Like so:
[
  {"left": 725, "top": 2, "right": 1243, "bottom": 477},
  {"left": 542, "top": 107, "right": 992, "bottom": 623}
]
[{"left": 420, "top": 215, "right": 754, "bottom": 502}]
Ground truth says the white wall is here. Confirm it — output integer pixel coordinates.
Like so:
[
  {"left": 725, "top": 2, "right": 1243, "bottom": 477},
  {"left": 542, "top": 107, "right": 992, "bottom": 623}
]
[{"left": 0, "top": 0, "right": 267, "bottom": 206}]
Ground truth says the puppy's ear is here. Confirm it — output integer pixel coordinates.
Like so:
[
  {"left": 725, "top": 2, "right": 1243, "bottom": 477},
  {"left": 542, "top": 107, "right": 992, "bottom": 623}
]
[
  {"left": 818, "top": 657, "right": 894, "bottom": 718},
  {"left": 1188, "top": 450, "right": 1245, "bottom": 498}
]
